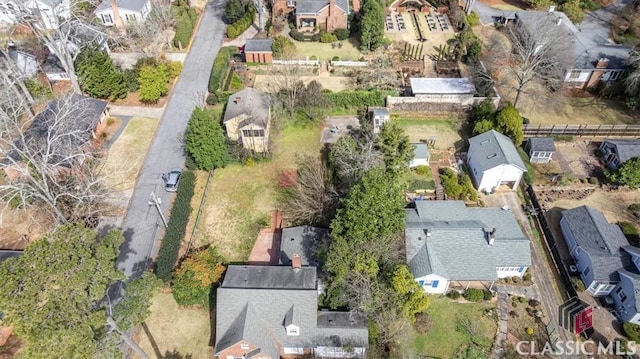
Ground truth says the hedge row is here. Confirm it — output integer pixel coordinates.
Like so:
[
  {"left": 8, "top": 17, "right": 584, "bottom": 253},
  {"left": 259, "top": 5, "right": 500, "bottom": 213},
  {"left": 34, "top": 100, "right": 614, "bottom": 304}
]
[
  {"left": 172, "top": 6, "right": 198, "bottom": 49},
  {"left": 155, "top": 170, "right": 196, "bottom": 282},
  {"left": 208, "top": 47, "right": 238, "bottom": 93},
  {"left": 327, "top": 90, "right": 396, "bottom": 109},
  {"left": 206, "top": 90, "right": 233, "bottom": 105},
  {"left": 226, "top": 7, "right": 254, "bottom": 39}
]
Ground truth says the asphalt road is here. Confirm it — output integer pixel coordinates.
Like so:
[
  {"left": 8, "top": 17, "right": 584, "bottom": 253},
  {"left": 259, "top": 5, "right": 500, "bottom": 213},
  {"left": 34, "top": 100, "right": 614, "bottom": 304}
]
[{"left": 115, "top": 0, "right": 227, "bottom": 279}]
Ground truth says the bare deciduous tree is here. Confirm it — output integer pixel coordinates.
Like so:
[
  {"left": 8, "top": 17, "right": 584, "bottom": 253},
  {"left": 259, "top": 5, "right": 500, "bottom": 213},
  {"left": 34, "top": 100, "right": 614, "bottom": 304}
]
[
  {"left": 0, "top": 83, "right": 125, "bottom": 224},
  {"left": 284, "top": 155, "right": 339, "bottom": 227},
  {"left": 128, "top": 5, "right": 176, "bottom": 52},
  {"left": 624, "top": 45, "right": 640, "bottom": 96},
  {"left": 349, "top": 54, "right": 402, "bottom": 90},
  {"left": 11, "top": 0, "right": 106, "bottom": 94},
  {"left": 328, "top": 128, "right": 382, "bottom": 191},
  {"left": 492, "top": 17, "right": 571, "bottom": 108},
  {"left": 268, "top": 62, "right": 306, "bottom": 114}
]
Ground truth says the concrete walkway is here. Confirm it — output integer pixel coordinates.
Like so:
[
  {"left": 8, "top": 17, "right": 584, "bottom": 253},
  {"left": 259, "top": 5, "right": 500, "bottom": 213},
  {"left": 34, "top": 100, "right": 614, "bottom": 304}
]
[
  {"left": 493, "top": 290, "right": 509, "bottom": 358},
  {"left": 105, "top": 115, "right": 132, "bottom": 149},
  {"left": 108, "top": 104, "right": 165, "bottom": 119}
]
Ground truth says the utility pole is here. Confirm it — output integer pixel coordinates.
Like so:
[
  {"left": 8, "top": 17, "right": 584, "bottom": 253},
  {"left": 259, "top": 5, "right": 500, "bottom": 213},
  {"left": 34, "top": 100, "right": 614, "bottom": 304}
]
[
  {"left": 148, "top": 191, "right": 168, "bottom": 229},
  {"left": 105, "top": 289, "right": 149, "bottom": 359}
]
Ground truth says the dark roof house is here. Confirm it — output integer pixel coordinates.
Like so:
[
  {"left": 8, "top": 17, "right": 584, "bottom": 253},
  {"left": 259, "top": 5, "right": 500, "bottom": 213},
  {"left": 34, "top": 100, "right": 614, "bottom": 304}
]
[
  {"left": 600, "top": 139, "right": 640, "bottom": 170},
  {"left": 215, "top": 265, "right": 368, "bottom": 358},
  {"left": 524, "top": 137, "right": 556, "bottom": 163},
  {"left": 223, "top": 88, "right": 271, "bottom": 128},
  {"left": 279, "top": 226, "right": 329, "bottom": 267},
  {"left": 296, "top": 0, "right": 348, "bottom": 14},
  {"left": 405, "top": 201, "right": 531, "bottom": 282}
]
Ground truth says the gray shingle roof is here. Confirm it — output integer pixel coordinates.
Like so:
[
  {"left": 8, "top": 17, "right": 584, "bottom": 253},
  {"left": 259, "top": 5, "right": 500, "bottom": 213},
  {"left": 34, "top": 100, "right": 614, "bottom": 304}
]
[
  {"left": 223, "top": 88, "right": 270, "bottom": 128},
  {"left": 244, "top": 39, "right": 273, "bottom": 53},
  {"left": 412, "top": 143, "right": 430, "bottom": 160},
  {"left": 215, "top": 265, "right": 368, "bottom": 357},
  {"left": 410, "top": 78, "right": 477, "bottom": 95},
  {"left": 405, "top": 201, "right": 531, "bottom": 281},
  {"left": 279, "top": 226, "right": 329, "bottom": 266},
  {"left": 369, "top": 107, "right": 389, "bottom": 118},
  {"left": 561, "top": 205, "right": 631, "bottom": 281},
  {"left": 40, "top": 55, "right": 67, "bottom": 74},
  {"left": 514, "top": 11, "right": 629, "bottom": 70},
  {"left": 95, "top": 0, "right": 149, "bottom": 13},
  {"left": 221, "top": 265, "right": 317, "bottom": 289},
  {"left": 296, "top": 0, "right": 348, "bottom": 14},
  {"left": 602, "top": 139, "right": 640, "bottom": 165},
  {"left": 0, "top": 250, "right": 23, "bottom": 263},
  {"left": 527, "top": 137, "right": 556, "bottom": 152},
  {"left": 468, "top": 130, "right": 527, "bottom": 172}
]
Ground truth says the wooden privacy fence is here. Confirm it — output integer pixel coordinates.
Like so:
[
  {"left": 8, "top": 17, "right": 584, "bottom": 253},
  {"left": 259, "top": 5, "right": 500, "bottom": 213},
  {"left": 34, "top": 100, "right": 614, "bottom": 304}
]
[{"left": 523, "top": 124, "right": 640, "bottom": 138}]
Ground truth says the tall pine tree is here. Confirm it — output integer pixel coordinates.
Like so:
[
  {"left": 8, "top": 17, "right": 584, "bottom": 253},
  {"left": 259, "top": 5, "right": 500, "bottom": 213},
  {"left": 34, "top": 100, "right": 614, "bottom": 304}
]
[
  {"left": 185, "top": 107, "right": 230, "bottom": 170},
  {"left": 359, "top": 0, "right": 385, "bottom": 51},
  {"left": 75, "top": 47, "right": 127, "bottom": 100}
]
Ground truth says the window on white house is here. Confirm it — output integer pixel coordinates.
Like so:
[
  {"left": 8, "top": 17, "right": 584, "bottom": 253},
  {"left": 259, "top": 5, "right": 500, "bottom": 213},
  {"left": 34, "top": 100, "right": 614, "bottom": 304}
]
[
  {"left": 242, "top": 129, "right": 265, "bottom": 137},
  {"left": 568, "top": 70, "right": 581, "bottom": 79},
  {"left": 125, "top": 13, "right": 136, "bottom": 22},
  {"left": 101, "top": 13, "right": 113, "bottom": 24}
]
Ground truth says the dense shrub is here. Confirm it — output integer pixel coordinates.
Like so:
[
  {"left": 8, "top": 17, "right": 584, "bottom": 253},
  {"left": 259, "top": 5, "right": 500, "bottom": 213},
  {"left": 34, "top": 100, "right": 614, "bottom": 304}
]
[
  {"left": 526, "top": 327, "right": 534, "bottom": 335},
  {"left": 155, "top": 170, "right": 196, "bottom": 281},
  {"left": 208, "top": 47, "right": 237, "bottom": 93},
  {"left": 185, "top": 107, "right": 230, "bottom": 171},
  {"left": 414, "top": 312, "right": 434, "bottom": 333},
  {"left": 439, "top": 167, "right": 477, "bottom": 201},
  {"left": 629, "top": 203, "right": 640, "bottom": 212},
  {"left": 334, "top": 28, "right": 350, "bottom": 40},
  {"left": 172, "top": 5, "right": 197, "bottom": 49},
  {"left": 623, "top": 323, "right": 640, "bottom": 342},
  {"left": 320, "top": 32, "right": 338, "bottom": 43},
  {"left": 327, "top": 90, "right": 392, "bottom": 108},
  {"left": 467, "top": 12, "right": 480, "bottom": 26},
  {"left": 122, "top": 69, "right": 139, "bottom": 92},
  {"left": 619, "top": 222, "right": 640, "bottom": 246},
  {"left": 518, "top": 148, "right": 536, "bottom": 185},
  {"left": 25, "top": 78, "right": 52, "bottom": 99},
  {"left": 572, "top": 277, "right": 586, "bottom": 292},
  {"left": 226, "top": 7, "right": 254, "bottom": 39},
  {"left": 483, "top": 290, "right": 492, "bottom": 300},
  {"left": 170, "top": 61, "right": 183, "bottom": 78},
  {"left": 138, "top": 63, "right": 171, "bottom": 103},
  {"left": 464, "top": 288, "right": 484, "bottom": 302},
  {"left": 224, "top": 0, "right": 246, "bottom": 24},
  {"left": 447, "top": 290, "right": 461, "bottom": 299},
  {"left": 271, "top": 35, "right": 295, "bottom": 58},
  {"left": 332, "top": 55, "right": 340, "bottom": 61},
  {"left": 171, "top": 246, "right": 226, "bottom": 306},
  {"left": 415, "top": 165, "right": 430, "bottom": 175},
  {"left": 311, "top": 32, "right": 322, "bottom": 42},
  {"left": 290, "top": 29, "right": 306, "bottom": 41}
]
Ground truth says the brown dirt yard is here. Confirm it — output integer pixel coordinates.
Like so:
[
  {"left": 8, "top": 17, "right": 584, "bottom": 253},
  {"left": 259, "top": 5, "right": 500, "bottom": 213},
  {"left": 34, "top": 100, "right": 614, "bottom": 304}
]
[
  {"left": 253, "top": 74, "right": 352, "bottom": 92},
  {"left": 134, "top": 292, "right": 211, "bottom": 359},
  {"left": 393, "top": 115, "right": 466, "bottom": 150}
]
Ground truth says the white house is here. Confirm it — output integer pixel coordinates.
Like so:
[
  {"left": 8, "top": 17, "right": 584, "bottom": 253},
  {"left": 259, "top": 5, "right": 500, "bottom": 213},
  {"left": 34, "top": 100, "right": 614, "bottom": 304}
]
[
  {"left": 368, "top": 107, "right": 390, "bottom": 134},
  {"left": 467, "top": 130, "right": 526, "bottom": 192},
  {"left": 560, "top": 205, "right": 630, "bottom": 297},
  {"left": 0, "top": 0, "right": 70, "bottom": 29},
  {"left": 409, "top": 143, "right": 430, "bottom": 168},
  {"left": 41, "top": 55, "right": 70, "bottom": 82},
  {"left": 223, "top": 88, "right": 271, "bottom": 153},
  {"left": 405, "top": 201, "right": 531, "bottom": 294},
  {"left": 94, "top": 0, "right": 152, "bottom": 26}
]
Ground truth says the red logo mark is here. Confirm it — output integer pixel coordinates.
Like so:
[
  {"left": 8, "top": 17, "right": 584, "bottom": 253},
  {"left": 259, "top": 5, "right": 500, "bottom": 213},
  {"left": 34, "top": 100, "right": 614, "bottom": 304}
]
[{"left": 573, "top": 306, "right": 593, "bottom": 335}]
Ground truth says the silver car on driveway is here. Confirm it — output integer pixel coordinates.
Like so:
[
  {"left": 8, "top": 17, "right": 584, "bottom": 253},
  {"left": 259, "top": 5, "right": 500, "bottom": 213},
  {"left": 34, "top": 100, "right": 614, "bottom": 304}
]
[{"left": 164, "top": 168, "right": 183, "bottom": 192}]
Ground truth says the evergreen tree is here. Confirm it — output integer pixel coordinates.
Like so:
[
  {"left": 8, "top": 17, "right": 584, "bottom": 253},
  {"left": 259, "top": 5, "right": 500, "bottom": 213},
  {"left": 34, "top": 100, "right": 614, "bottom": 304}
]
[
  {"left": 75, "top": 47, "right": 127, "bottom": 100},
  {"left": 359, "top": 0, "right": 385, "bottom": 51},
  {"left": 185, "top": 107, "right": 230, "bottom": 171},
  {"left": 495, "top": 104, "right": 524, "bottom": 146},
  {"left": 138, "top": 63, "right": 170, "bottom": 103},
  {"left": 0, "top": 225, "right": 125, "bottom": 357},
  {"left": 376, "top": 122, "right": 413, "bottom": 176},
  {"left": 225, "top": 0, "right": 246, "bottom": 24}
]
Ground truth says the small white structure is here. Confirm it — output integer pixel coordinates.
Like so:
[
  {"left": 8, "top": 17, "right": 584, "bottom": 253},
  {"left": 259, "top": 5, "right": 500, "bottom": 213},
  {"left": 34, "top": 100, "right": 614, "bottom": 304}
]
[
  {"left": 94, "top": 0, "right": 152, "bottom": 26},
  {"left": 41, "top": 55, "right": 70, "bottom": 82},
  {"left": 409, "top": 143, "right": 430, "bottom": 168},
  {"left": 524, "top": 137, "right": 556, "bottom": 164},
  {"left": 368, "top": 106, "right": 390, "bottom": 134},
  {"left": 6, "top": 48, "right": 38, "bottom": 78},
  {"left": 0, "top": 0, "right": 70, "bottom": 29},
  {"left": 467, "top": 130, "right": 526, "bottom": 192}
]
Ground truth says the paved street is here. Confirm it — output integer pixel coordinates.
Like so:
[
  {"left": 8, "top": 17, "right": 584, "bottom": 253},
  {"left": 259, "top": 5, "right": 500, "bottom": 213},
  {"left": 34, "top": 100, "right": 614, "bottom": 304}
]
[
  {"left": 115, "top": 0, "right": 227, "bottom": 278},
  {"left": 482, "top": 192, "right": 574, "bottom": 352}
]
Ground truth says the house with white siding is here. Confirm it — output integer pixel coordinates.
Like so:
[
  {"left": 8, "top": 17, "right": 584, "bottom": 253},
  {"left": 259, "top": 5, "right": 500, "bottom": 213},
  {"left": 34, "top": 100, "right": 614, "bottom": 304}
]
[
  {"left": 0, "top": 0, "right": 70, "bottom": 29},
  {"left": 405, "top": 201, "right": 531, "bottom": 294},
  {"left": 94, "top": 0, "right": 152, "bottom": 26},
  {"left": 524, "top": 137, "right": 556, "bottom": 164},
  {"left": 467, "top": 130, "right": 526, "bottom": 193}
]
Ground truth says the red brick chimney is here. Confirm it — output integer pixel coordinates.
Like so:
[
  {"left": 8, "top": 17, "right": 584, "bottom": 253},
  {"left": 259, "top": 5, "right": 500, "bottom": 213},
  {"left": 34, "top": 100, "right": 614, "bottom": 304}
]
[
  {"left": 586, "top": 58, "right": 610, "bottom": 89},
  {"left": 234, "top": 97, "right": 241, "bottom": 104},
  {"left": 292, "top": 254, "right": 302, "bottom": 268},
  {"left": 352, "top": 0, "right": 361, "bottom": 13}
]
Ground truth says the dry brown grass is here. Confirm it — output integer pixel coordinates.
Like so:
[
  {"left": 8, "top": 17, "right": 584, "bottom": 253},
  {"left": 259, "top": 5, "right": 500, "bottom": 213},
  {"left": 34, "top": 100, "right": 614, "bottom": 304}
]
[
  {"left": 134, "top": 292, "right": 211, "bottom": 359},
  {"left": 102, "top": 117, "right": 159, "bottom": 193}
]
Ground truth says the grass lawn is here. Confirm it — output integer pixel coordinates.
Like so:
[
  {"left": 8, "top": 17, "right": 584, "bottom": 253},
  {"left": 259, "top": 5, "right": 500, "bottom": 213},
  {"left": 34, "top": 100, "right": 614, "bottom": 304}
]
[
  {"left": 196, "top": 121, "right": 323, "bottom": 261},
  {"left": 414, "top": 296, "right": 497, "bottom": 358},
  {"left": 103, "top": 117, "right": 159, "bottom": 192},
  {"left": 293, "top": 38, "right": 362, "bottom": 61},
  {"left": 401, "top": 167, "right": 435, "bottom": 192},
  {"left": 135, "top": 292, "right": 211, "bottom": 359},
  {"left": 393, "top": 116, "right": 465, "bottom": 150}
]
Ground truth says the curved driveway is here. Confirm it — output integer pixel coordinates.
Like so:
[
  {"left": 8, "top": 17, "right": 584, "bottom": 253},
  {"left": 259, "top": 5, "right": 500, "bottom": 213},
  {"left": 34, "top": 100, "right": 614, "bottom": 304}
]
[{"left": 116, "top": 0, "right": 227, "bottom": 278}]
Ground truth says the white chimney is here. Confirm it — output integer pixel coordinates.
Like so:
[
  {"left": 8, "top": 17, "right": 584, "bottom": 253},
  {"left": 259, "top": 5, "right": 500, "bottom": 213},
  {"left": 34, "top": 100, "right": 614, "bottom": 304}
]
[
  {"left": 556, "top": 18, "right": 562, "bottom": 26},
  {"left": 488, "top": 228, "right": 496, "bottom": 246},
  {"left": 426, "top": 229, "right": 432, "bottom": 237},
  {"left": 548, "top": 5, "right": 556, "bottom": 12}
]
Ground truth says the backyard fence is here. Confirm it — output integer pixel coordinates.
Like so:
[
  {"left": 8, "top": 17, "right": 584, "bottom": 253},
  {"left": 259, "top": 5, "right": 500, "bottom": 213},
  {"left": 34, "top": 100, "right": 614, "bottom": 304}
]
[
  {"left": 523, "top": 124, "right": 640, "bottom": 138},
  {"left": 272, "top": 59, "right": 319, "bottom": 66},
  {"left": 330, "top": 60, "right": 369, "bottom": 67}
]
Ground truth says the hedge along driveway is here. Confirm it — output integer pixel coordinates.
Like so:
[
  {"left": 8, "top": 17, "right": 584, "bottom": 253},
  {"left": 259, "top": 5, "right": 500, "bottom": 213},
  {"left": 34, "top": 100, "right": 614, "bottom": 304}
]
[{"left": 208, "top": 47, "right": 238, "bottom": 93}]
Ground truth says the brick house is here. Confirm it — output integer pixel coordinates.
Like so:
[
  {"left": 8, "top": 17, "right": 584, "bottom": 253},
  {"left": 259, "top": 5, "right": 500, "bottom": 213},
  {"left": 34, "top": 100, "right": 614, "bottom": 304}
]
[
  {"left": 244, "top": 39, "right": 273, "bottom": 63},
  {"left": 272, "top": 0, "right": 350, "bottom": 31}
]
